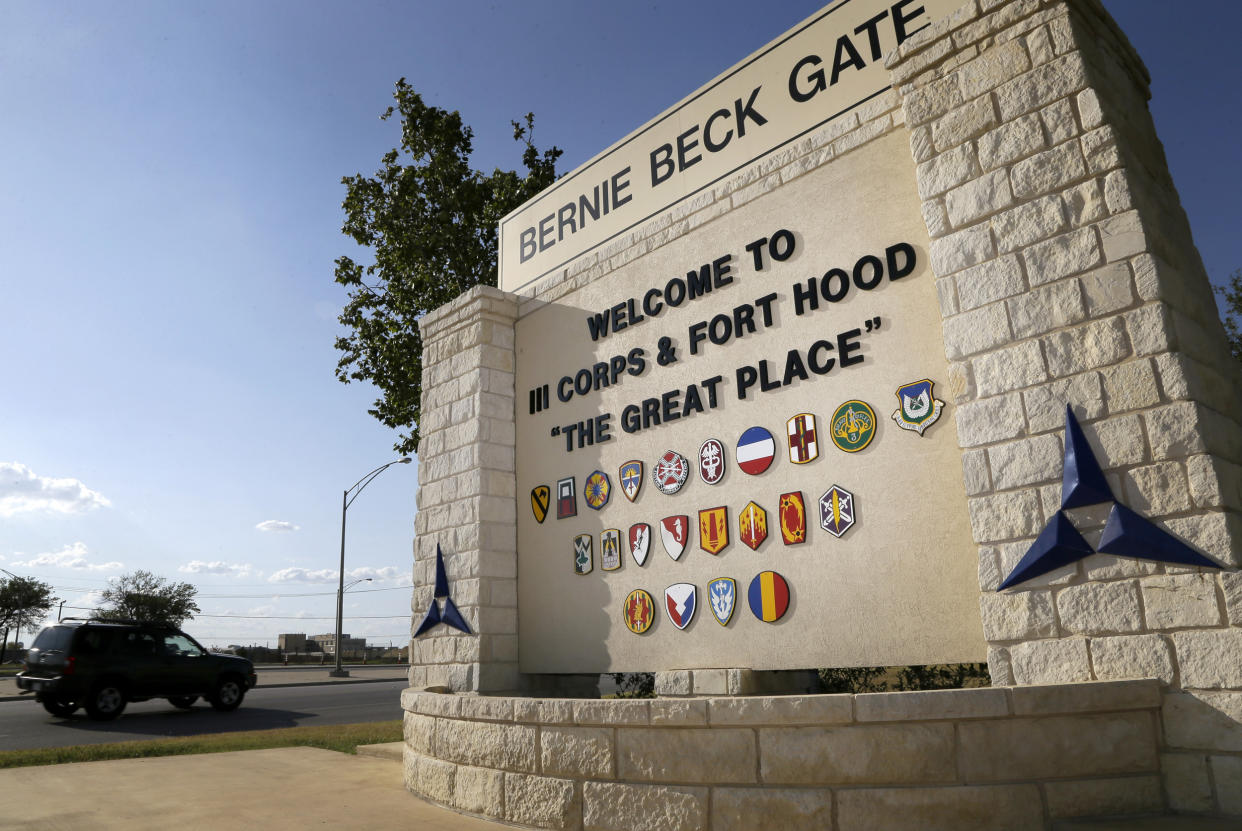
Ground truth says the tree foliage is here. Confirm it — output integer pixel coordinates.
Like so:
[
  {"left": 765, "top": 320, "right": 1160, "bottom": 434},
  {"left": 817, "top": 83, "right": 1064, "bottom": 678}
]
[
  {"left": 0, "top": 575, "right": 58, "bottom": 642},
  {"left": 334, "top": 79, "right": 561, "bottom": 454},
  {"left": 1215, "top": 268, "right": 1242, "bottom": 362},
  {"left": 97, "top": 570, "right": 200, "bottom": 627}
]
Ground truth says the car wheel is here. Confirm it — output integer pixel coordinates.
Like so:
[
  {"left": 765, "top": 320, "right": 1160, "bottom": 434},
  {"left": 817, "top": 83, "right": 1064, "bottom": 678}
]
[
  {"left": 209, "top": 676, "right": 245, "bottom": 712},
  {"left": 41, "top": 697, "right": 79, "bottom": 717},
  {"left": 168, "top": 695, "right": 198, "bottom": 709},
  {"left": 85, "top": 681, "right": 127, "bottom": 721}
]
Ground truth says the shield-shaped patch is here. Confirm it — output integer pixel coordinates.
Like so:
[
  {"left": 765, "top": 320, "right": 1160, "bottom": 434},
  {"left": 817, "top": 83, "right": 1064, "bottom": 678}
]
[
  {"left": 601, "top": 528, "right": 622, "bottom": 571},
  {"left": 660, "top": 515, "right": 689, "bottom": 561},
  {"left": 779, "top": 491, "right": 806, "bottom": 545},
  {"left": 708, "top": 577, "right": 736, "bottom": 626},
  {"left": 556, "top": 477, "right": 577, "bottom": 519},
  {"left": 619, "top": 460, "right": 644, "bottom": 502},
  {"left": 573, "top": 533, "right": 593, "bottom": 574},
  {"left": 699, "top": 506, "right": 729, "bottom": 554},
  {"left": 739, "top": 501, "right": 767, "bottom": 550},
  {"left": 531, "top": 485, "right": 550, "bottom": 523},
  {"left": 699, "top": 437, "right": 726, "bottom": 484},
  {"left": 786, "top": 413, "right": 818, "bottom": 464},
  {"left": 629, "top": 523, "right": 651, "bottom": 566},
  {"left": 891, "top": 379, "right": 944, "bottom": 436},
  {"left": 584, "top": 470, "right": 611, "bottom": 510},
  {"left": 623, "top": 589, "right": 654, "bottom": 634},
  {"left": 664, "top": 583, "right": 697, "bottom": 630},
  {"left": 819, "top": 485, "right": 856, "bottom": 538}
]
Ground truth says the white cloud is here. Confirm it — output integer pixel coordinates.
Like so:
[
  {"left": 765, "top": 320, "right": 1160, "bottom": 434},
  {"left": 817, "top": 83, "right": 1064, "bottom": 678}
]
[
  {"left": 255, "top": 520, "right": 299, "bottom": 533},
  {"left": 0, "top": 462, "right": 110, "bottom": 517},
  {"left": 268, "top": 567, "right": 338, "bottom": 584},
  {"left": 179, "top": 560, "right": 254, "bottom": 577},
  {"left": 348, "top": 566, "right": 406, "bottom": 582},
  {"left": 10, "top": 541, "right": 122, "bottom": 572}
]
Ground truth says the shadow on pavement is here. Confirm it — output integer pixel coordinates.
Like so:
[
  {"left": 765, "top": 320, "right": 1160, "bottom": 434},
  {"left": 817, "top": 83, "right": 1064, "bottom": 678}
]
[{"left": 44, "top": 705, "right": 319, "bottom": 738}]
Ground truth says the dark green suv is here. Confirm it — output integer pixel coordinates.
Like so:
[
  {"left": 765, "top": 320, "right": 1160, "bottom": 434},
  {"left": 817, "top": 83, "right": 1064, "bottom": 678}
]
[{"left": 16, "top": 619, "right": 257, "bottom": 720}]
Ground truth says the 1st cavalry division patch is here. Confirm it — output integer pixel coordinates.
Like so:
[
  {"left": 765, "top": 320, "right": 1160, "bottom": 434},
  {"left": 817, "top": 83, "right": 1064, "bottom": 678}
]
[
  {"left": 619, "top": 460, "right": 644, "bottom": 502},
  {"left": 530, "top": 485, "right": 549, "bottom": 523},
  {"left": 779, "top": 491, "right": 806, "bottom": 545},
  {"left": 624, "top": 589, "right": 655, "bottom": 634},
  {"left": 830, "top": 400, "right": 877, "bottom": 452}
]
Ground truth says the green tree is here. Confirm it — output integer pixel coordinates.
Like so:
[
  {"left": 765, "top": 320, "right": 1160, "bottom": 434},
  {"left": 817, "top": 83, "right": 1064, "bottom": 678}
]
[
  {"left": 0, "top": 575, "right": 58, "bottom": 661},
  {"left": 1215, "top": 269, "right": 1242, "bottom": 362},
  {"left": 97, "top": 570, "right": 200, "bottom": 627},
  {"left": 334, "top": 79, "right": 561, "bottom": 455}
]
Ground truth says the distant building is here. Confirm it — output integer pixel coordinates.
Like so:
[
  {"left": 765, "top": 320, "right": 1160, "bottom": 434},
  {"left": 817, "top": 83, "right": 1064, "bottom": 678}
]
[
  {"left": 278, "top": 633, "right": 308, "bottom": 652},
  {"left": 311, "top": 633, "right": 365, "bottom": 657}
]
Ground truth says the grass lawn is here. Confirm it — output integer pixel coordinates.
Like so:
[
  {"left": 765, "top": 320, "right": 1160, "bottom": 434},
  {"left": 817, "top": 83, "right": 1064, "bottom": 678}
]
[{"left": 0, "top": 720, "right": 402, "bottom": 769}]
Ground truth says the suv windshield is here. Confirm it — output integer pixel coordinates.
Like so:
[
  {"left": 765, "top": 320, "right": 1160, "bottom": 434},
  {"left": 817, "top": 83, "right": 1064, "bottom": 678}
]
[{"left": 31, "top": 626, "right": 74, "bottom": 652}]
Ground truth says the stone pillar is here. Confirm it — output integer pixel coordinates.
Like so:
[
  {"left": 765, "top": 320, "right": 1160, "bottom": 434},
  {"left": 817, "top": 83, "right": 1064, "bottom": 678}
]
[
  {"left": 889, "top": 0, "right": 1242, "bottom": 816},
  {"left": 410, "top": 285, "right": 520, "bottom": 693}
]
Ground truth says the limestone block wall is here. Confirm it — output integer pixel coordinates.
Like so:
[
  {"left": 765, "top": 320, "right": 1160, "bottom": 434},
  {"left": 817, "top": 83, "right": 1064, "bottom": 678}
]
[
  {"left": 412, "top": 287, "right": 521, "bottom": 692},
  {"left": 402, "top": 680, "right": 1164, "bottom": 831},
  {"left": 887, "top": 0, "right": 1242, "bottom": 816}
]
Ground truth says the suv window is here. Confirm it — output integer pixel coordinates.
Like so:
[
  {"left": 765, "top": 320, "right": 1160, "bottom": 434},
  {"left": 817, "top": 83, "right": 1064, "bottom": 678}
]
[
  {"left": 32, "top": 626, "right": 74, "bottom": 652},
  {"left": 76, "top": 629, "right": 121, "bottom": 655},
  {"left": 161, "top": 633, "right": 203, "bottom": 657},
  {"left": 118, "top": 631, "right": 159, "bottom": 657}
]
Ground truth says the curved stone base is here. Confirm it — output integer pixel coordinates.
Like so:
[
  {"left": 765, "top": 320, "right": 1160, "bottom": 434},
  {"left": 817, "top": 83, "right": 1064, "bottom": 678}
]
[{"left": 401, "top": 680, "right": 1167, "bottom": 830}]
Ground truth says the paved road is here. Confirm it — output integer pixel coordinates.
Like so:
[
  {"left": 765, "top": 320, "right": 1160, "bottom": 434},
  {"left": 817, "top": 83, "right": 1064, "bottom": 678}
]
[{"left": 0, "top": 679, "right": 407, "bottom": 751}]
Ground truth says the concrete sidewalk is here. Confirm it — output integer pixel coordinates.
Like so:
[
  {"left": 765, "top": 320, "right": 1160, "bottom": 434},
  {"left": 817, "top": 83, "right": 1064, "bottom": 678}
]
[
  {"left": 0, "top": 745, "right": 501, "bottom": 830},
  {"left": 0, "top": 664, "right": 409, "bottom": 703}
]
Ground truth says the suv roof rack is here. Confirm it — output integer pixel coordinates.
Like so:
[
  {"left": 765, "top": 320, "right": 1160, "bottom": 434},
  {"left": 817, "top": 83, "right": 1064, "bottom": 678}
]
[{"left": 59, "top": 616, "right": 153, "bottom": 626}]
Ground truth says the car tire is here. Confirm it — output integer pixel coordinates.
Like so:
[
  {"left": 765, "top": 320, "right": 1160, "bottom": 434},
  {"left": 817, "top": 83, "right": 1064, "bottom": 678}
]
[
  {"left": 84, "top": 681, "right": 127, "bottom": 721},
  {"left": 41, "top": 697, "right": 79, "bottom": 718},
  {"left": 209, "top": 675, "right": 245, "bottom": 712},
  {"left": 168, "top": 695, "right": 198, "bottom": 709}
]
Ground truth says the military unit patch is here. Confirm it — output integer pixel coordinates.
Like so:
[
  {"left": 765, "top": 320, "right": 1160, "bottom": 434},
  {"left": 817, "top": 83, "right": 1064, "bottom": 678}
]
[
  {"left": 573, "top": 533, "right": 593, "bottom": 574},
  {"left": 601, "top": 528, "right": 622, "bottom": 571},
  {"left": 530, "top": 485, "right": 549, "bottom": 523},
  {"left": 584, "top": 470, "right": 611, "bottom": 510},
  {"left": 698, "top": 506, "right": 729, "bottom": 554},
  {"left": 819, "top": 484, "right": 856, "bottom": 538},
  {"left": 739, "top": 501, "right": 767, "bottom": 550},
  {"left": 748, "top": 570, "right": 790, "bottom": 622},
  {"left": 786, "top": 413, "right": 819, "bottom": 464},
  {"left": 664, "top": 583, "right": 697, "bottom": 629},
  {"left": 619, "top": 460, "right": 644, "bottom": 502},
  {"left": 892, "top": 379, "right": 944, "bottom": 436},
  {"left": 556, "top": 477, "right": 577, "bottom": 519},
  {"left": 624, "top": 589, "right": 655, "bottom": 634},
  {"left": 699, "top": 437, "right": 726, "bottom": 484},
  {"left": 629, "top": 523, "right": 651, "bottom": 566},
  {"left": 830, "top": 400, "right": 876, "bottom": 452},
  {"left": 708, "top": 577, "right": 736, "bottom": 626},
  {"left": 778, "top": 491, "right": 806, "bottom": 545},
  {"left": 652, "top": 450, "right": 690, "bottom": 495},
  {"left": 660, "top": 515, "right": 689, "bottom": 560},
  {"left": 736, "top": 426, "right": 775, "bottom": 475}
]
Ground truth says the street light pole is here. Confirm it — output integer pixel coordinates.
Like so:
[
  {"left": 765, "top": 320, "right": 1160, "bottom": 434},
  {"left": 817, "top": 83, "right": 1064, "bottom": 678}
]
[{"left": 331, "top": 457, "right": 411, "bottom": 678}]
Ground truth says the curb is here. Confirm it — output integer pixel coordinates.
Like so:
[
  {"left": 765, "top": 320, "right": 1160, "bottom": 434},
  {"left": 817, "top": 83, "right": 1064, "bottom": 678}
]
[{"left": 0, "top": 675, "right": 408, "bottom": 704}]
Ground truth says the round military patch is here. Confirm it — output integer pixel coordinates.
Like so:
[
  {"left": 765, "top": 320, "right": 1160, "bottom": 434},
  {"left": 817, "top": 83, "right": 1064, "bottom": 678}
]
[
  {"left": 830, "top": 399, "right": 877, "bottom": 453},
  {"left": 584, "top": 470, "right": 611, "bottom": 510},
  {"left": 623, "top": 589, "right": 655, "bottom": 634},
  {"left": 652, "top": 450, "right": 689, "bottom": 494},
  {"left": 747, "top": 570, "right": 790, "bottom": 622}
]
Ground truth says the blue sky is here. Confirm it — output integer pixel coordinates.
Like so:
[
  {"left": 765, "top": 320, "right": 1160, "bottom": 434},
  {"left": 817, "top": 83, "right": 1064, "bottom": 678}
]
[{"left": 1, "top": 1, "right": 1237, "bottom": 649}]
